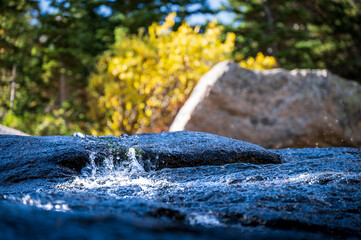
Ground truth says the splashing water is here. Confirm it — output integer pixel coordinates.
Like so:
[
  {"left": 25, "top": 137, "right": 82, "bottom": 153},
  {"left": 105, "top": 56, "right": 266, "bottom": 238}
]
[
  {"left": 1, "top": 145, "right": 360, "bottom": 239},
  {"left": 127, "top": 148, "right": 145, "bottom": 174},
  {"left": 187, "top": 213, "right": 224, "bottom": 227},
  {"left": 73, "top": 132, "right": 85, "bottom": 138},
  {"left": 59, "top": 148, "right": 170, "bottom": 199},
  {"left": 82, "top": 148, "right": 144, "bottom": 177}
]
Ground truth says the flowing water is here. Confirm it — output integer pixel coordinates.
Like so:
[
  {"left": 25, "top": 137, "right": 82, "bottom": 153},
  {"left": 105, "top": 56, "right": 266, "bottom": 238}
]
[{"left": 0, "top": 141, "right": 360, "bottom": 239}]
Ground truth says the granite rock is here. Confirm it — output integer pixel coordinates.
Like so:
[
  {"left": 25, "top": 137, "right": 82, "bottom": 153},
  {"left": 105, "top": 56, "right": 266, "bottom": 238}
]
[{"left": 170, "top": 61, "right": 361, "bottom": 148}]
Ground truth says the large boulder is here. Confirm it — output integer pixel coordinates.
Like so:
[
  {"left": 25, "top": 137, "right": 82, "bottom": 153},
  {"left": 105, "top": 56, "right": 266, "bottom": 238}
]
[{"left": 170, "top": 61, "right": 361, "bottom": 148}]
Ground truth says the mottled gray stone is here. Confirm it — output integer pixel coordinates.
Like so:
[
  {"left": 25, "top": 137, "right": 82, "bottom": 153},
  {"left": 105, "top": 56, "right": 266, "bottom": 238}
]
[{"left": 170, "top": 61, "right": 361, "bottom": 148}]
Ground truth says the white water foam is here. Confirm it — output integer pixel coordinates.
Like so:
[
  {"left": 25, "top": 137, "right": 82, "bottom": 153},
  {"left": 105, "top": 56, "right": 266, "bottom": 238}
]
[
  {"left": 73, "top": 132, "right": 85, "bottom": 138},
  {"left": 187, "top": 213, "right": 223, "bottom": 227},
  {"left": 58, "top": 148, "right": 169, "bottom": 199}
]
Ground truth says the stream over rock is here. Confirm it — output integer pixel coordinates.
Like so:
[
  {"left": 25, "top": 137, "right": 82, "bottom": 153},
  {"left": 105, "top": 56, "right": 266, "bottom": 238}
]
[
  {"left": 0, "top": 131, "right": 281, "bottom": 186},
  {"left": 0, "top": 131, "right": 360, "bottom": 239}
]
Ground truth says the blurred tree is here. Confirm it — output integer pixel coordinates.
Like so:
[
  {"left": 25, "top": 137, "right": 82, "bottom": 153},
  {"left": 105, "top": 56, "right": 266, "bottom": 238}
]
[
  {"left": 36, "top": 0, "right": 114, "bottom": 131},
  {"left": 88, "top": 13, "right": 235, "bottom": 136},
  {"left": 88, "top": 12, "right": 276, "bottom": 136},
  {"left": 0, "top": 0, "right": 211, "bottom": 135},
  {"left": 227, "top": 0, "right": 361, "bottom": 81},
  {"left": 106, "top": 0, "right": 212, "bottom": 32},
  {"left": 307, "top": 0, "right": 361, "bottom": 80},
  {"left": 37, "top": 0, "right": 212, "bottom": 106},
  {"left": 0, "top": 0, "right": 43, "bottom": 128},
  {"left": 33, "top": 0, "right": 213, "bottom": 134},
  {"left": 2, "top": 0, "right": 281, "bottom": 135}
]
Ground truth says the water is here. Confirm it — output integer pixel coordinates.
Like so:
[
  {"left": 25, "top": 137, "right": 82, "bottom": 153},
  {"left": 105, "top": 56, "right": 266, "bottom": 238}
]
[{"left": 0, "top": 144, "right": 360, "bottom": 239}]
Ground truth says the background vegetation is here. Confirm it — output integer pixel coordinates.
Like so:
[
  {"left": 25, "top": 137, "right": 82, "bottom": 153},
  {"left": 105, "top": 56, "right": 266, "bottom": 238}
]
[{"left": 0, "top": 0, "right": 360, "bottom": 135}]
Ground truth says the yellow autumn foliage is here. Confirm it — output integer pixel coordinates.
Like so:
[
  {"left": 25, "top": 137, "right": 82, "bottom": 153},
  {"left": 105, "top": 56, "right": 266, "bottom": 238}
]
[
  {"left": 240, "top": 52, "right": 277, "bottom": 70},
  {"left": 88, "top": 13, "right": 276, "bottom": 136}
]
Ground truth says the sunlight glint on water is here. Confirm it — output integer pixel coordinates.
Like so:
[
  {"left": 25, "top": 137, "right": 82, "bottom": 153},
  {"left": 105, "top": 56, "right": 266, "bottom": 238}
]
[{"left": 3, "top": 194, "right": 70, "bottom": 212}]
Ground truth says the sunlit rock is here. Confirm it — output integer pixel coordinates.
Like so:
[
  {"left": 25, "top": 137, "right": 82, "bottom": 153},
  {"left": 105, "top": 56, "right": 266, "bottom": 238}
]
[
  {"left": 0, "top": 124, "right": 28, "bottom": 136},
  {"left": 170, "top": 61, "right": 361, "bottom": 148}
]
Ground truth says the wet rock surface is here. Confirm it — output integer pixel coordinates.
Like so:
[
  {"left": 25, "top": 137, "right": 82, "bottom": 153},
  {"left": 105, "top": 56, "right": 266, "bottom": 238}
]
[
  {"left": 170, "top": 61, "right": 361, "bottom": 148},
  {"left": 0, "top": 135, "right": 88, "bottom": 185},
  {"left": 0, "top": 133, "right": 360, "bottom": 239},
  {"left": 122, "top": 131, "right": 282, "bottom": 168},
  {"left": 0, "top": 131, "right": 281, "bottom": 186}
]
